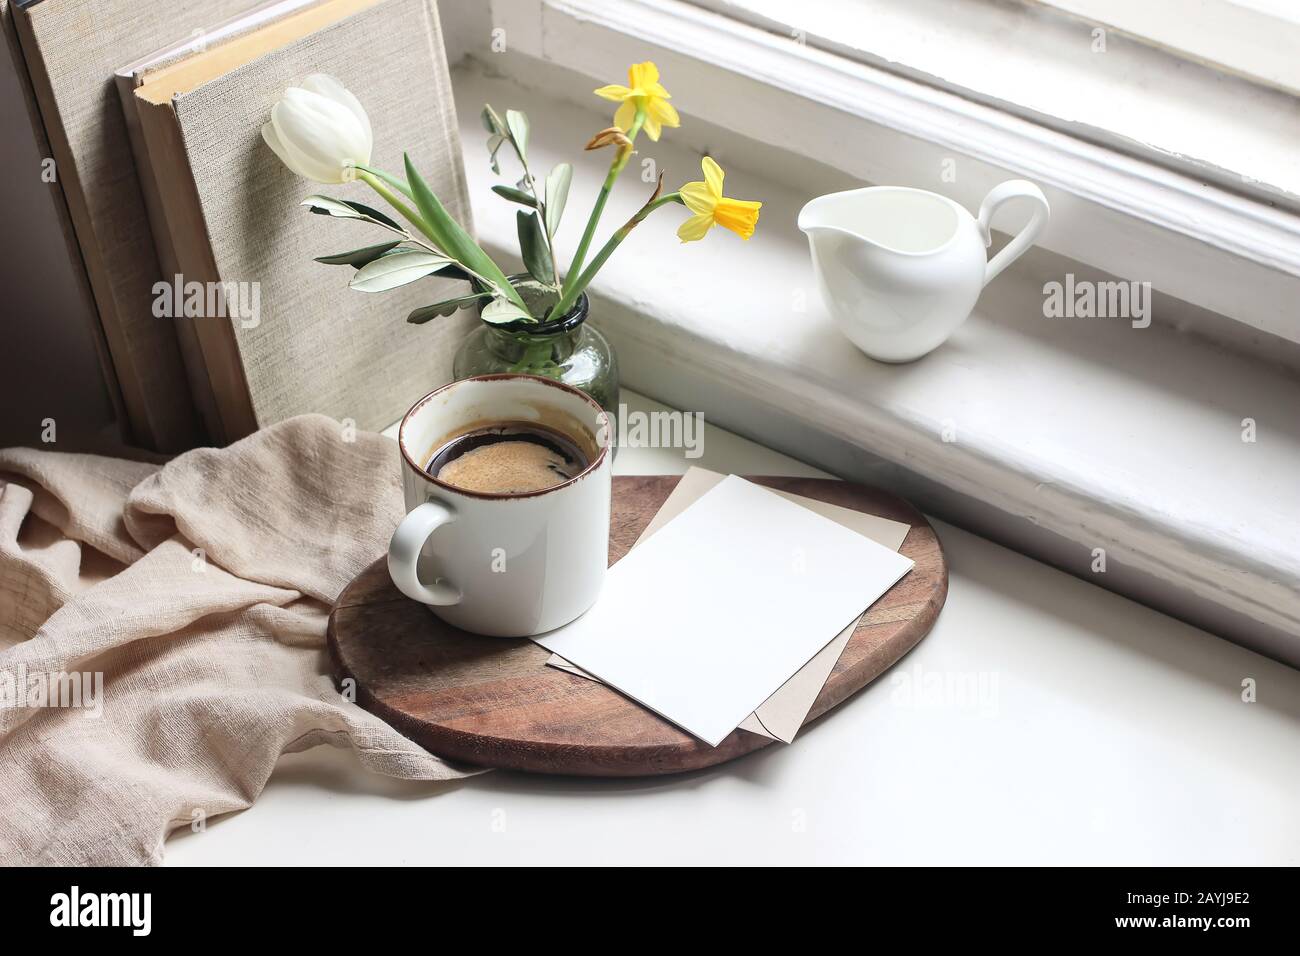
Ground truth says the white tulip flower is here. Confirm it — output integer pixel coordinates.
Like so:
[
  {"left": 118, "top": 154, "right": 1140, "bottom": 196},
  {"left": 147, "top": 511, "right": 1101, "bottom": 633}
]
[{"left": 261, "top": 74, "right": 373, "bottom": 184}]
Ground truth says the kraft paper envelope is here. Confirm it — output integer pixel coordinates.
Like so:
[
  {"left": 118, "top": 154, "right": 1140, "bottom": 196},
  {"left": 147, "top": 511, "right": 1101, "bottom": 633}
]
[{"left": 547, "top": 468, "right": 911, "bottom": 743}]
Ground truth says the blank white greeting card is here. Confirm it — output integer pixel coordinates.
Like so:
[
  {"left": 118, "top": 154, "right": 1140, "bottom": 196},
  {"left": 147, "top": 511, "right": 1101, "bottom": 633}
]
[
  {"left": 535, "top": 475, "right": 914, "bottom": 746},
  {"left": 547, "top": 467, "right": 912, "bottom": 742}
]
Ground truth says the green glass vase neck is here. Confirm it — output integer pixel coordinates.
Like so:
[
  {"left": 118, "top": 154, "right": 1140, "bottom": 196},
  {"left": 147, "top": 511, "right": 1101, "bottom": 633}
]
[
  {"left": 483, "top": 320, "right": 582, "bottom": 365},
  {"left": 452, "top": 280, "right": 619, "bottom": 414},
  {"left": 483, "top": 274, "right": 589, "bottom": 333},
  {"left": 480, "top": 275, "right": 588, "bottom": 367}
]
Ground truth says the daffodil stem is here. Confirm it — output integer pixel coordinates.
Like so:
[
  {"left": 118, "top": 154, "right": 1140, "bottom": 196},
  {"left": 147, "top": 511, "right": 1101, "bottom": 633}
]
[
  {"left": 566, "top": 107, "right": 646, "bottom": 286},
  {"left": 548, "top": 192, "right": 682, "bottom": 321}
]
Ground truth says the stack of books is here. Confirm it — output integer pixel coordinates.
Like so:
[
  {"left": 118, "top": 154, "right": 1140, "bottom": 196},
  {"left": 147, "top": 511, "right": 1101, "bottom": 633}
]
[{"left": 7, "top": 0, "right": 471, "bottom": 449}]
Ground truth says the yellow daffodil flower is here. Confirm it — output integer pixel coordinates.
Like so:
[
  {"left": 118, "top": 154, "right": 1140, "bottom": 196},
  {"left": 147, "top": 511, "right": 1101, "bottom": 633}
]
[
  {"left": 594, "top": 61, "right": 681, "bottom": 141},
  {"left": 676, "top": 157, "right": 762, "bottom": 242}
]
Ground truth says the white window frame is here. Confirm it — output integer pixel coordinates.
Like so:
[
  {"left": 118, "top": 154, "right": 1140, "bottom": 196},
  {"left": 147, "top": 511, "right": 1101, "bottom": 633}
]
[
  {"left": 463, "top": 0, "right": 1300, "bottom": 346},
  {"left": 684, "top": 0, "right": 1298, "bottom": 207},
  {"left": 1036, "top": 0, "right": 1300, "bottom": 96}
]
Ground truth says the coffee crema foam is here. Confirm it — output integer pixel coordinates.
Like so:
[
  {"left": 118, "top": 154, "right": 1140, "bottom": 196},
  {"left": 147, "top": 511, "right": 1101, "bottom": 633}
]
[{"left": 427, "top": 422, "right": 587, "bottom": 494}]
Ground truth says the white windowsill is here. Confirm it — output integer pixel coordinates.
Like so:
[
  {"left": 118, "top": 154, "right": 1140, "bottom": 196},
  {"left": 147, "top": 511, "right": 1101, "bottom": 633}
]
[
  {"left": 464, "top": 0, "right": 1300, "bottom": 348},
  {"left": 447, "top": 63, "right": 1300, "bottom": 663},
  {"left": 178, "top": 389, "right": 1300, "bottom": 866}
]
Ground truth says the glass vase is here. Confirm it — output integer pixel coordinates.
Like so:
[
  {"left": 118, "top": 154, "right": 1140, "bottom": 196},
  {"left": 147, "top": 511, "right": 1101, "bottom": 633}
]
[{"left": 451, "top": 276, "right": 619, "bottom": 417}]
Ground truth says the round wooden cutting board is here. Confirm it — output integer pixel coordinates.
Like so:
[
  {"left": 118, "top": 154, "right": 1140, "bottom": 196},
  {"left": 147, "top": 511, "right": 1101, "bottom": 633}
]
[{"left": 328, "top": 475, "right": 947, "bottom": 776}]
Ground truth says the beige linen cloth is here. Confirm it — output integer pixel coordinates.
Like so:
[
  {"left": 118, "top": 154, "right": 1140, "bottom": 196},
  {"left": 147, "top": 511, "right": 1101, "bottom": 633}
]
[{"left": 0, "top": 415, "right": 480, "bottom": 866}]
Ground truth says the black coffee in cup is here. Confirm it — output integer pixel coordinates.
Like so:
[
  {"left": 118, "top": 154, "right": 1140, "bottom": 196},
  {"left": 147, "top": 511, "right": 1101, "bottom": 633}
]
[{"left": 426, "top": 421, "right": 589, "bottom": 494}]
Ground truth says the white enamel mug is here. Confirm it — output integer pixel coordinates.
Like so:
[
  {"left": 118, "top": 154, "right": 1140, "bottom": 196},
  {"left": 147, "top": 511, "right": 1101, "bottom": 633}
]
[{"left": 389, "top": 374, "right": 612, "bottom": 637}]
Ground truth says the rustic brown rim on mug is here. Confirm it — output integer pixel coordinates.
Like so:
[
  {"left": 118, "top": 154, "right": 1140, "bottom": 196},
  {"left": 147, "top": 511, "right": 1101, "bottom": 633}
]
[{"left": 396, "top": 373, "right": 611, "bottom": 501}]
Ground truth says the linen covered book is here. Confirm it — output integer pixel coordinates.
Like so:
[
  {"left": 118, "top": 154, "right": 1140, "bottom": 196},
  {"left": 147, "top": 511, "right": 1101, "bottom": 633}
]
[
  {"left": 115, "top": 1, "right": 322, "bottom": 443},
  {"left": 122, "top": 0, "right": 475, "bottom": 443},
  {"left": 11, "top": 0, "right": 272, "bottom": 450}
]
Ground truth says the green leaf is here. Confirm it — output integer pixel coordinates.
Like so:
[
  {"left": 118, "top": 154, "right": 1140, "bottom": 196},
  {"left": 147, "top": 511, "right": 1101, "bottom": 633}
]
[
  {"left": 544, "top": 163, "right": 572, "bottom": 238},
  {"left": 301, "top": 195, "right": 404, "bottom": 233},
  {"left": 430, "top": 262, "right": 473, "bottom": 282},
  {"left": 357, "top": 166, "right": 413, "bottom": 202},
  {"left": 484, "top": 106, "right": 510, "bottom": 173},
  {"left": 407, "top": 293, "right": 491, "bottom": 324},
  {"left": 506, "top": 109, "right": 529, "bottom": 160},
  {"left": 302, "top": 195, "right": 361, "bottom": 217},
  {"left": 481, "top": 104, "right": 506, "bottom": 135},
  {"left": 482, "top": 296, "right": 534, "bottom": 325},
  {"left": 517, "top": 209, "right": 554, "bottom": 286},
  {"left": 349, "top": 250, "right": 454, "bottom": 293},
  {"left": 376, "top": 248, "right": 471, "bottom": 281},
  {"left": 314, "top": 240, "right": 402, "bottom": 267},
  {"left": 487, "top": 134, "right": 506, "bottom": 174},
  {"left": 491, "top": 184, "right": 538, "bottom": 207},
  {"left": 374, "top": 247, "right": 470, "bottom": 280},
  {"left": 345, "top": 200, "right": 402, "bottom": 231},
  {"left": 404, "top": 153, "right": 525, "bottom": 309}
]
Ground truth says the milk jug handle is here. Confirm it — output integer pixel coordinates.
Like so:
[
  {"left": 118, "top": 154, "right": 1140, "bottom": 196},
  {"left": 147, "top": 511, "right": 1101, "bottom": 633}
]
[{"left": 976, "top": 180, "right": 1050, "bottom": 286}]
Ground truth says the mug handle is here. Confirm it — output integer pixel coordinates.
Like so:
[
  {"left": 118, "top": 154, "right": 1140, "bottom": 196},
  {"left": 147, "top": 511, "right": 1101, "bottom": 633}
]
[
  {"left": 387, "top": 500, "right": 462, "bottom": 605},
  {"left": 976, "top": 180, "right": 1050, "bottom": 286}
]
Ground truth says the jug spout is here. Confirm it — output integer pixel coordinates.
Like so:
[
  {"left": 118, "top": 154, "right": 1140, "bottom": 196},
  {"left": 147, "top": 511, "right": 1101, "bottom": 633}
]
[
  {"left": 796, "top": 192, "right": 868, "bottom": 245},
  {"left": 799, "top": 186, "right": 965, "bottom": 256}
]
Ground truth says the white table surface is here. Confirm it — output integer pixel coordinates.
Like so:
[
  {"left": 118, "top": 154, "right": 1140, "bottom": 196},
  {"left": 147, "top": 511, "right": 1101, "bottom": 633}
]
[{"left": 167, "top": 391, "right": 1300, "bottom": 865}]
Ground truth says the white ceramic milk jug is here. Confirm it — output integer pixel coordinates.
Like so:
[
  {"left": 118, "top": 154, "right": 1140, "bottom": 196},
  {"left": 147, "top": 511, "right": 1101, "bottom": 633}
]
[{"left": 798, "top": 180, "right": 1049, "bottom": 362}]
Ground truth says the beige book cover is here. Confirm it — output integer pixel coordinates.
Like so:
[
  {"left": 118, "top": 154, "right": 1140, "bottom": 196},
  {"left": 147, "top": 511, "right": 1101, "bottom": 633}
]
[
  {"left": 10, "top": 0, "right": 273, "bottom": 450},
  {"left": 127, "top": 0, "right": 475, "bottom": 443},
  {"left": 114, "top": 0, "right": 324, "bottom": 444}
]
